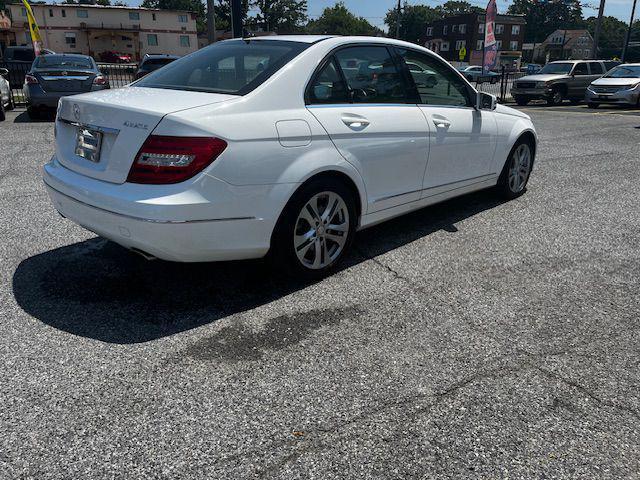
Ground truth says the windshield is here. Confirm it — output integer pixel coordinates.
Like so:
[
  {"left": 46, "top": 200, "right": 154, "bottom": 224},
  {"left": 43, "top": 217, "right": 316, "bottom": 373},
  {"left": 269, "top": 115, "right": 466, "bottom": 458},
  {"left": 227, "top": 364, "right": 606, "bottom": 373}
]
[
  {"left": 604, "top": 65, "right": 640, "bottom": 78},
  {"left": 538, "top": 63, "right": 573, "bottom": 74},
  {"left": 35, "top": 55, "right": 93, "bottom": 70},
  {"left": 136, "top": 40, "right": 310, "bottom": 95}
]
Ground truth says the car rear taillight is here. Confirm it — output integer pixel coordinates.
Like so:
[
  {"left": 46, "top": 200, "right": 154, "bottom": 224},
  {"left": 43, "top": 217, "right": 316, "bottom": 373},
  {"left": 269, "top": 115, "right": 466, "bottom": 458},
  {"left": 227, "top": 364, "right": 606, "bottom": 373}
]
[
  {"left": 93, "top": 75, "right": 108, "bottom": 86},
  {"left": 127, "top": 136, "right": 227, "bottom": 184},
  {"left": 25, "top": 74, "right": 38, "bottom": 84}
]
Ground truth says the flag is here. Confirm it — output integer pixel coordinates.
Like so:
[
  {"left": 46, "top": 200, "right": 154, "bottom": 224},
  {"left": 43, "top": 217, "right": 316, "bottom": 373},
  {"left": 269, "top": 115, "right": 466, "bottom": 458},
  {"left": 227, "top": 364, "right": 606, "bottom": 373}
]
[
  {"left": 483, "top": 0, "right": 498, "bottom": 73},
  {"left": 21, "top": 0, "right": 43, "bottom": 55}
]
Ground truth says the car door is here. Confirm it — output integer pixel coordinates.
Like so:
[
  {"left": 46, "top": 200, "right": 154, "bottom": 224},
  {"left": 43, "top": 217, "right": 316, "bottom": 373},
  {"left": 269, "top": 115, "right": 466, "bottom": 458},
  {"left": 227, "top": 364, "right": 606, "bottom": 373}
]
[
  {"left": 395, "top": 48, "right": 497, "bottom": 193},
  {"left": 569, "top": 62, "right": 591, "bottom": 97},
  {"left": 306, "top": 45, "right": 430, "bottom": 213}
]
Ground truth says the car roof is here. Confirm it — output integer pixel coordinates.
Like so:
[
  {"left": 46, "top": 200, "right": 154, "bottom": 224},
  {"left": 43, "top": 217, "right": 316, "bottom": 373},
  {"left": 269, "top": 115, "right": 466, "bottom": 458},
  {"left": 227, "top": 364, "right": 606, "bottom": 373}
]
[
  {"left": 242, "top": 35, "right": 335, "bottom": 43},
  {"left": 144, "top": 54, "right": 180, "bottom": 58},
  {"left": 41, "top": 53, "right": 92, "bottom": 59}
]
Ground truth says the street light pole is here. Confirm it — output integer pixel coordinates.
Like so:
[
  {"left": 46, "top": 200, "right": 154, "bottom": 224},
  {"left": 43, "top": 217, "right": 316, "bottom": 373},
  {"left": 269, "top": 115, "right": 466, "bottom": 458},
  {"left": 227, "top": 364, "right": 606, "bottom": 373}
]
[
  {"left": 206, "top": 0, "right": 215, "bottom": 45},
  {"left": 621, "top": 0, "right": 638, "bottom": 62},
  {"left": 592, "top": 0, "right": 606, "bottom": 59}
]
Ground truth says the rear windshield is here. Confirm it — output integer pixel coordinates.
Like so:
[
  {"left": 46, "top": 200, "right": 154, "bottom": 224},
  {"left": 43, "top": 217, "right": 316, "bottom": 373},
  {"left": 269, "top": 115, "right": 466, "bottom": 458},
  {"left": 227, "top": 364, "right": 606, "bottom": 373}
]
[
  {"left": 604, "top": 65, "right": 640, "bottom": 78},
  {"left": 538, "top": 62, "right": 573, "bottom": 74},
  {"left": 35, "top": 55, "right": 93, "bottom": 70},
  {"left": 135, "top": 40, "right": 309, "bottom": 95}
]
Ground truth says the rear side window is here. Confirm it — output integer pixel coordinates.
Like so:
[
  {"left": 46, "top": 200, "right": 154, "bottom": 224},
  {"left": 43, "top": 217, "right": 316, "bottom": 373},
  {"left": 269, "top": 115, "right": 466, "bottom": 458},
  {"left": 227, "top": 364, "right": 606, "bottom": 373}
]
[
  {"left": 397, "top": 48, "right": 471, "bottom": 107},
  {"left": 589, "top": 62, "right": 604, "bottom": 74},
  {"left": 334, "top": 46, "right": 407, "bottom": 104},
  {"left": 136, "top": 40, "right": 309, "bottom": 95},
  {"left": 307, "top": 58, "right": 349, "bottom": 104}
]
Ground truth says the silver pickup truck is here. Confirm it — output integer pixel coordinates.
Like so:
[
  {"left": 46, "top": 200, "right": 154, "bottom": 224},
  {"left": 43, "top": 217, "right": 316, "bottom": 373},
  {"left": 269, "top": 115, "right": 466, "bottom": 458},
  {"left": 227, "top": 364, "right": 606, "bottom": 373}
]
[{"left": 511, "top": 60, "right": 620, "bottom": 106}]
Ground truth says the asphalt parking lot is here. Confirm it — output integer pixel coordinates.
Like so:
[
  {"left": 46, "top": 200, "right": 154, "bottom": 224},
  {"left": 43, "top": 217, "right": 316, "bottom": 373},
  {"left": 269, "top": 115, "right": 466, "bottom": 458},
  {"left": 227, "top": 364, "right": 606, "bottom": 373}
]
[{"left": 1, "top": 104, "right": 640, "bottom": 479}]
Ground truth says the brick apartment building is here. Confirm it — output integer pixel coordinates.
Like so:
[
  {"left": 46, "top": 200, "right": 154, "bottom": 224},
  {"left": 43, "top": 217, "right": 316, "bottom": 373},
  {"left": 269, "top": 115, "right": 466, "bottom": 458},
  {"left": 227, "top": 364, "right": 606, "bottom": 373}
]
[
  {"left": 423, "top": 13, "right": 526, "bottom": 69},
  {"left": 1, "top": 3, "right": 198, "bottom": 61}
]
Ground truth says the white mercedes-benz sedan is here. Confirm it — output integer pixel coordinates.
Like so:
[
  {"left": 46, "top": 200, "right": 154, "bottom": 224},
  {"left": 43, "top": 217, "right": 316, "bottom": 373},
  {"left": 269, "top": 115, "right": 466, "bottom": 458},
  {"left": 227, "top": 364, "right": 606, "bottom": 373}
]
[{"left": 44, "top": 35, "right": 537, "bottom": 276}]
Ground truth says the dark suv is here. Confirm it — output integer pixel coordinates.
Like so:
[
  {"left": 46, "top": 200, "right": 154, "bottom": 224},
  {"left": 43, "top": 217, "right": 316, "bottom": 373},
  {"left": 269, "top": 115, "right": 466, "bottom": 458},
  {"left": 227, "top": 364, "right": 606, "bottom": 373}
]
[
  {"left": 134, "top": 54, "right": 179, "bottom": 79},
  {"left": 511, "top": 60, "right": 620, "bottom": 106},
  {"left": 1, "top": 46, "right": 55, "bottom": 88}
]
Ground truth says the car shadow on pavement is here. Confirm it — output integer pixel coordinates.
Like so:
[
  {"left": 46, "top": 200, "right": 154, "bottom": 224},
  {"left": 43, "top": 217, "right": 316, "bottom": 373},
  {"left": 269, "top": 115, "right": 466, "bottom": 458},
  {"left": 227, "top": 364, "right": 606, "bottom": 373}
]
[
  {"left": 13, "top": 110, "right": 55, "bottom": 123},
  {"left": 12, "top": 189, "right": 507, "bottom": 344}
]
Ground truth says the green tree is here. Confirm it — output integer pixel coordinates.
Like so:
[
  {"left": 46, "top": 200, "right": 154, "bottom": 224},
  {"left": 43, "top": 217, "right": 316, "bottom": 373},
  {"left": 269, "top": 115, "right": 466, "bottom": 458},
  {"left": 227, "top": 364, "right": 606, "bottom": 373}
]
[
  {"left": 435, "top": 1, "right": 483, "bottom": 17},
  {"left": 508, "top": 0, "right": 584, "bottom": 43},
  {"left": 141, "top": 0, "right": 205, "bottom": 31},
  {"left": 584, "top": 15, "right": 627, "bottom": 59},
  {"left": 385, "top": 3, "right": 439, "bottom": 43},
  {"left": 306, "top": 2, "right": 382, "bottom": 36},
  {"left": 252, "top": 0, "right": 307, "bottom": 33},
  {"left": 210, "top": 0, "right": 250, "bottom": 31}
]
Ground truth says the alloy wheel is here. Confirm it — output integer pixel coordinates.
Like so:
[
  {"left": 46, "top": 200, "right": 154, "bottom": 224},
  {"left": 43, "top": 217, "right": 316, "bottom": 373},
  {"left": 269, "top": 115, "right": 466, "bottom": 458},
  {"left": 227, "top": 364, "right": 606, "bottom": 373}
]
[
  {"left": 293, "top": 191, "right": 350, "bottom": 270},
  {"left": 508, "top": 143, "right": 532, "bottom": 193}
]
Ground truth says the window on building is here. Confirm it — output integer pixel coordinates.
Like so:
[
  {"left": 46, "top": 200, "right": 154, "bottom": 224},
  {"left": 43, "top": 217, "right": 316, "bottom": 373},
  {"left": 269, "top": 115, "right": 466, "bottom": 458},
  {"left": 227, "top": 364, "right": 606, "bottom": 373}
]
[
  {"left": 495, "top": 24, "right": 504, "bottom": 34},
  {"left": 129, "top": 12, "right": 140, "bottom": 21},
  {"left": 152, "top": 13, "right": 156, "bottom": 21},
  {"left": 443, "top": 25, "right": 448, "bottom": 35},
  {"left": 584, "top": 49, "right": 590, "bottom": 57},
  {"left": 180, "top": 35, "right": 190, "bottom": 47},
  {"left": 147, "top": 34, "right": 158, "bottom": 46},
  {"left": 478, "top": 23, "right": 484, "bottom": 34},
  {"left": 440, "top": 42, "right": 449, "bottom": 51},
  {"left": 178, "top": 14, "right": 188, "bottom": 23},
  {"left": 397, "top": 49, "right": 471, "bottom": 107},
  {"left": 510, "top": 40, "right": 518, "bottom": 50},
  {"left": 77, "top": 10, "right": 88, "bottom": 18},
  {"left": 65, "top": 32, "right": 76, "bottom": 45},
  {"left": 62, "top": 9, "right": 66, "bottom": 17},
  {"left": 21, "top": 7, "right": 27, "bottom": 16},
  {"left": 49, "top": 9, "right": 54, "bottom": 17},
  {"left": 511, "top": 25, "right": 520, "bottom": 35},
  {"left": 452, "top": 24, "right": 457, "bottom": 33},
  {"left": 496, "top": 40, "right": 502, "bottom": 49},
  {"left": 455, "top": 40, "right": 466, "bottom": 50},
  {"left": 334, "top": 46, "right": 408, "bottom": 104},
  {"left": 459, "top": 24, "right": 466, "bottom": 34},
  {"left": 426, "top": 27, "right": 433, "bottom": 36},
  {"left": 476, "top": 40, "right": 483, "bottom": 50},
  {"left": 25, "top": 32, "right": 31, "bottom": 44}
]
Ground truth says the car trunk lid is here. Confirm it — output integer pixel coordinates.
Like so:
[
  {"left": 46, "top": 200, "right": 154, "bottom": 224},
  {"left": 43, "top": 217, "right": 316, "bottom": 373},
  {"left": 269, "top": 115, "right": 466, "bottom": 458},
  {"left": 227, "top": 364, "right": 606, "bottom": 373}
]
[
  {"left": 35, "top": 69, "right": 96, "bottom": 92},
  {"left": 55, "top": 87, "right": 237, "bottom": 184}
]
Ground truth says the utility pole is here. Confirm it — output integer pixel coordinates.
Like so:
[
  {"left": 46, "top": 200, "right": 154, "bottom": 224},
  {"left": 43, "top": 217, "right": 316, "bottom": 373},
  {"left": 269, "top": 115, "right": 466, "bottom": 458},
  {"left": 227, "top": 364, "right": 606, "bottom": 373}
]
[
  {"left": 396, "top": 0, "right": 401, "bottom": 39},
  {"left": 622, "top": 0, "right": 638, "bottom": 62},
  {"left": 206, "top": 0, "right": 215, "bottom": 45},
  {"left": 231, "top": 0, "right": 243, "bottom": 38},
  {"left": 592, "top": 0, "right": 606, "bottom": 59}
]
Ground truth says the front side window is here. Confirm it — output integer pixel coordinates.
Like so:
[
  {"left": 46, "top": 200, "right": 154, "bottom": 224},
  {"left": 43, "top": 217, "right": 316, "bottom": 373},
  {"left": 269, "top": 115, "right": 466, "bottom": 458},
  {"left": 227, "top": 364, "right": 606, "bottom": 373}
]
[
  {"left": 539, "top": 62, "right": 572, "bottom": 74},
  {"left": 136, "top": 40, "right": 309, "bottom": 95},
  {"left": 397, "top": 48, "right": 471, "bottom": 107},
  {"left": 334, "top": 46, "right": 407, "bottom": 104},
  {"left": 77, "top": 10, "right": 88, "bottom": 18},
  {"left": 573, "top": 63, "right": 588, "bottom": 75},
  {"left": 307, "top": 58, "right": 349, "bottom": 104},
  {"left": 589, "top": 62, "right": 604, "bottom": 74}
]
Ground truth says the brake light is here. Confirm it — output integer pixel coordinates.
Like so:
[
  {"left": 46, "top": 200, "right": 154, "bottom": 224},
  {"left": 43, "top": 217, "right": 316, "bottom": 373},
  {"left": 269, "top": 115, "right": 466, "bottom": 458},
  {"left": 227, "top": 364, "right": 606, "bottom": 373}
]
[
  {"left": 25, "top": 74, "right": 38, "bottom": 84},
  {"left": 127, "top": 136, "right": 227, "bottom": 184},
  {"left": 93, "top": 75, "right": 108, "bottom": 86}
]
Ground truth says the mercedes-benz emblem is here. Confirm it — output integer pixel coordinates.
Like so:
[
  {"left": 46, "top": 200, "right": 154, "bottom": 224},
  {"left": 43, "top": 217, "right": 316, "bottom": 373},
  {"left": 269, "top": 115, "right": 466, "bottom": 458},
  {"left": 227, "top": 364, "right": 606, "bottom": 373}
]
[{"left": 73, "top": 104, "right": 80, "bottom": 121}]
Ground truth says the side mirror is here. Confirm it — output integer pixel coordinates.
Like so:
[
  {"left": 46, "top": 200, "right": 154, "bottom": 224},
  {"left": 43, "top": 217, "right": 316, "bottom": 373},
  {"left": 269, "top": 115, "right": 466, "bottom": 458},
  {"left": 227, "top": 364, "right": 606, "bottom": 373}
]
[
  {"left": 476, "top": 91, "right": 497, "bottom": 110},
  {"left": 0, "top": 68, "right": 8, "bottom": 77}
]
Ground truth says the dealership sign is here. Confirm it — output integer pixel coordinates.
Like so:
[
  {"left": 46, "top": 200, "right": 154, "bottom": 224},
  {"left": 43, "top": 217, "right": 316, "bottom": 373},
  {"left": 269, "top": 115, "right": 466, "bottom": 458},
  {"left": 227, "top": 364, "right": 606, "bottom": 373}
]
[{"left": 483, "top": 0, "right": 498, "bottom": 73}]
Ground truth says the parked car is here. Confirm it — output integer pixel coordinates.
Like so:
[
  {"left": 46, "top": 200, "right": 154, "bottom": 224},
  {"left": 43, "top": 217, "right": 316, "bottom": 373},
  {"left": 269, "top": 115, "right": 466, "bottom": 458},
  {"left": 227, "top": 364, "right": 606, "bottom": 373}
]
[
  {"left": 24, "top": 54, "right": 109, "bottom": 118},
  {"left": 458, "top": 65, "right": 500, "bottom": 84},
  {"left": 44, "top": 36, "right": 537, "bottom": 277},
  {"left": 524, "top": 63, "right": 542, "bottom": 75},
  {"left": 135, "top": 54, "right": 179, "bottom": 80},
  {"left": 406, "top": 61, "right": 438, "bottom": 88},
  {"left": 1, "top": 46, "right": 55, "bottom": 88},
  {"left": 511, "top": 59, "right": 620, "bottom": 106},
  {"left": 0, "top": 67, "right": 14, "bottom": 121},
  {"left": 585, "top": 63, "right": 640, "bottom": 108},
  {"left": 99, "top": 51, "right": 132, "bottom": 64}
]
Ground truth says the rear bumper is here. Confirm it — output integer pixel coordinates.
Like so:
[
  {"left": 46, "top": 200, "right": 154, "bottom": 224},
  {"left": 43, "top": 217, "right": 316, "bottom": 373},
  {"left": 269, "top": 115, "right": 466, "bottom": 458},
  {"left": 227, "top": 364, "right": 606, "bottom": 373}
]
[
  {"left": 585, "top": 88, "right": 640, "bottom": 105},
  {"left": 43, "top": 156, "right": 293, "bottom": 262},
  {"left": 24, "top": 85, "right": 109, "bottom": 108}
]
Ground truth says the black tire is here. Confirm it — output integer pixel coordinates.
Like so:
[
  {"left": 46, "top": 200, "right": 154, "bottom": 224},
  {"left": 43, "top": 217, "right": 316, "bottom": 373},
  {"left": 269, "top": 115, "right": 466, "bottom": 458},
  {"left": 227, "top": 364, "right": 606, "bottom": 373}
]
[
  {"left": 270, "top": 177, "right": 358, "bottom": 279},
  {"left": 496, "top": 138, "right": 534, "bottom": 200},
  {"left": 514, "top": 96, "right": 529, "bottom": 106},
  {"left": 6, "top": 95, "right": 14, "bottom": 111},
  {"left": 546, "top": 87, "right": 564, "bottom": 106},
  {"left": 587, "top": 102, "right": 599, "bottom": 109}
]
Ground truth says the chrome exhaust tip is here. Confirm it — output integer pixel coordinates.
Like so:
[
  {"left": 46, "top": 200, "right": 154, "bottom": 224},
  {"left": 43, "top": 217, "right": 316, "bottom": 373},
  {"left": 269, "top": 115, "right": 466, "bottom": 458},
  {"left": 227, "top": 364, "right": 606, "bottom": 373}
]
[{"left": 129, "top": 247, "right": 157, "bottom": 261}]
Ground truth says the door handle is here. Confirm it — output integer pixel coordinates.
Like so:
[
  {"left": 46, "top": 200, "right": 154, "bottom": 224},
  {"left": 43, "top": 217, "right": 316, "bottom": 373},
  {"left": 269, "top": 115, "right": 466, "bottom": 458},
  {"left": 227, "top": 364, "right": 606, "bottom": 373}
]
[
  {"left": 433, "top": 118, "right": 451, "bottom": 129},
  {"left": 341, "top": 115, "right": 370, "bottom": 129}
]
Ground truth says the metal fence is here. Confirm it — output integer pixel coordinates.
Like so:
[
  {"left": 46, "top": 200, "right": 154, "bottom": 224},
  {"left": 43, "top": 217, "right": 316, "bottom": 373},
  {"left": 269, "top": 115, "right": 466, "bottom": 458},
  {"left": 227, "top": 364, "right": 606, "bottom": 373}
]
[{"left": 474, "top": 69, "right": 528, "bottom": 103}]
